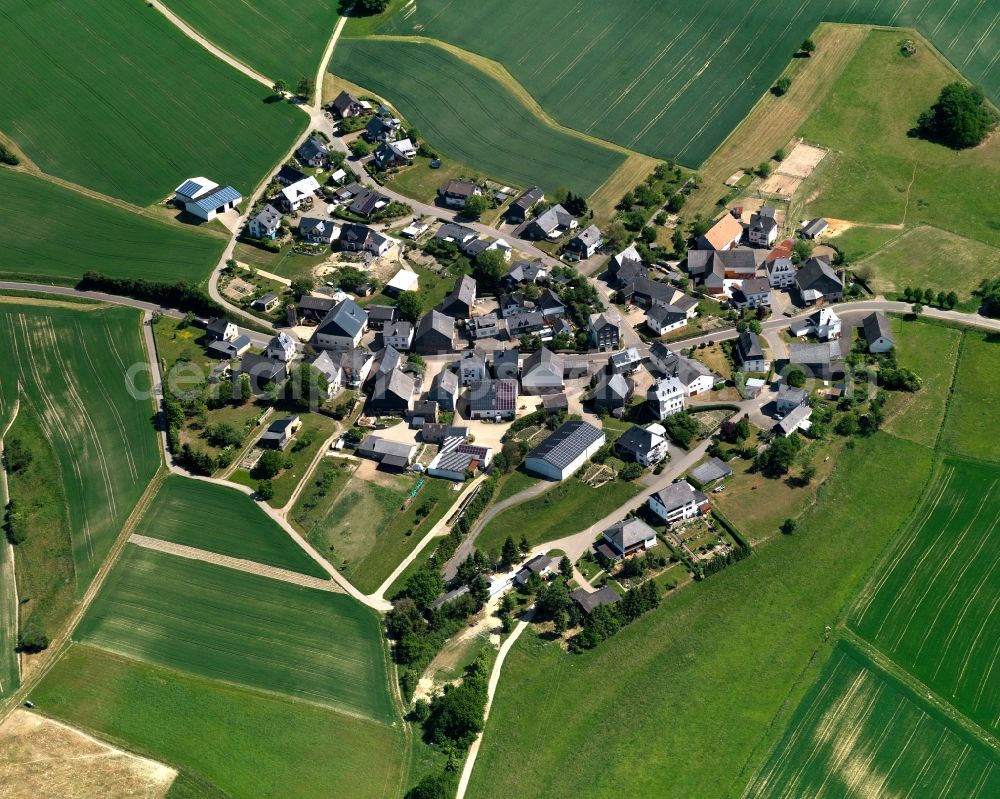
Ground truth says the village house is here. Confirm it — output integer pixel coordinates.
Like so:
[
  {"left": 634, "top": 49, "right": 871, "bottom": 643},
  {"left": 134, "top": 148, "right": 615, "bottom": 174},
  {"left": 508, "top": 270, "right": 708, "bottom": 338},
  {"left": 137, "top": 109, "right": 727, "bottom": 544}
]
[
  {"left": 383, "top": 320, "right": 414, "bottom": 351},
  {"left": 514, "top": 554, "right": 555, "bottom": 587},
  {"left": 648, "top": 342, "right": 718, "bottom": 396},
  {"left": 356, "top": 435, "right": 417, "bottom": 470},
  {"left": 429, "top": 369, "right": 459, "bottom": 411},
  {"left": 791, "top": 307, "right": 842, "bottom": 340},
  {"left": 336, "top": 348, "right": 375, "bottom": 388},
  {"left": 266, "top": 332, "right": 296, "bottom": 362},
  {"left": 518, "top": 204, "right": 577, "bottom": 240},
  {"left": 414, "top": 310, "right": 456, "bottom": 354},
  {"left": 524, "top": 420, "right": 606, "bottom": 481},
  {"left": 795, "top": 256, "right": 843, "bottom": 305},
  {"left": 588, "top": 312, "right": 621, "bottom": 351},
  {"left": 339, "top": 223, "right": 394, "bottom": 257},
  {"left": 507, "top": 311, "right": 547, "bottom": 338},
  {"left": 748, "top": 205, "right": 779, "bottom": 247},
  {"left": 801, "top": 217, "right": 829, "bottom": 239},
  {"left": 536, "top": 288, "right": 565, "bottom": 318},
  {"left": 173, "top": 177, "right": 242, "bottom": 222},
  {"left": 438, "top": 179, "right": 481, "bottom": 209},
  {"left": 735, "top": 330, "right": 769, "bottom": 373},
  {"left": 259, "top": 416, "right": 301, "bottom": 450},
  {"left": 597, "top": 518, "right": 659, "bottom": 561},
  {"left": 371, "top": 359, "right": 416, "bottom": 414},
  {"left": 521, "top": 347, "right": 565, "bottom": 395},
  {"left": 571, "top": 586, "right": 621, "bottom": 615},
  {"left": 459, "top": 350, "right": 489, "bottom": 386},
  {"left": 589, "top": 372, "right": 632, "bottom": 412},
  {"left": 298, "top": 217, "right": 340, "bottom": 245},
  {"left": 205, "top": 318, "right": 238, "bottom": 342},
  {"left": 364, "top": 113, "right": 401, "bottom": 143},
  {"left": 463, "top": 237, "right": 513, "bottom": 263},
  {"left": 347, "top": 187, "right": 390, "bottom": 218},
  {"left": 862, "top": 311, "right": 894, "bottom": 353},
  {"left": 468, "top": 378, "right": 518, "bottom": 421},
  {"left": 435, "top": 222, "right": 478, "bottom": 247},
  {"left": 565, "top": 225, "right": 603, "bottom": 259},
  {"left": 366, "top": 304, "right": 396, "bottom": 332},
  {"left": 696, "top": 212, "right": 744, "bottom": 251},
  {"left": 308, "top": 351, "right": 343, "bottom": 397},
  {"left": 252, "top": 293, "right": 280, "bottom": 313},
  {"left": 384, "top": 268, "right": 419, "bottom": 297},
  {"left": 615, "top": 424, "right": 669, "bottom": 467},
  {"left": 506, "top": 186, "right": 544, "bottom": 224},
  {"left": 648, "top": 375, "right": 686, "bottom": 419},
  {"left": 498, "top": 292, "right": 534, "bottom": 319},
  {"left": 275, "top": 165, "right": 307, "bottom": 187},
  {"left": 609, "top": 347, "right": 642, "bottom": 375},
  {"left": 492, "top": 348, "right": 520, "bottom": 380},
  {"left": 775, "top": 405, "right": 812, "bottom": 436},
  {"left": 731, "top": 277, "right": 772, "bottom": 311},
  {"left": 609, "top": 244, "right": 644, "bottom": 280},
  {"left": 646, "top": 304, "right": 688, "bottom": 336},
  {"left": 648, "top": 480, "right": 709, "bottom": 525},
  {"left": 687, "top": 248, "right": 756, "bottom": 293},
  {"left": 776, "top": 384, "right": 810, "bottom": 415},
  {"left": 789, "top": 340, "right": 847, "bottom": 381},
  {"left": 504, "top": 260, "right": 548, "bottom": 288},
  {"left": 373, "top": 138, "right": 416, "bottom": 170},
  {"left": 312, "top": 298, "right": 368, "bottom": 350},
  {"left": 330, "top": 90, "right": 366, "bottom": 119},
  {"left": 279, "top": 176, "right": 320, "bottom": 212},
  {"left": 469, "top": 313, "right": 502, "bottom": 340},
  {"left": 440, "top": 275, "right": 477, "bottom": 319},
  {"left": 239, "top": 353, "right": 287, "bottom": 394},
  {"left": 766, "top": 256, "right": 796, "bottom": 289},
  {"left": 297, "top": 137, "right": 329, "bottom": 168},
  {"left": 247, "top": 204, "right": 282, "bottom": 240}
]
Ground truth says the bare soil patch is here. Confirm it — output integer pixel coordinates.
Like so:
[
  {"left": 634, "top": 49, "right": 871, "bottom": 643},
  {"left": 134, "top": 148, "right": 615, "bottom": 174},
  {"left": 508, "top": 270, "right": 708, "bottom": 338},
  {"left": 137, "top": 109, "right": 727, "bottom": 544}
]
[
  {"left": 0, "top": 709, "right": 176, "bottom": 799},
  {"left": 759, "top": 173, "right": 802, "bottom": 199},
  {"left": 776, "top": 142, "right": 826, "bottom": 179}
]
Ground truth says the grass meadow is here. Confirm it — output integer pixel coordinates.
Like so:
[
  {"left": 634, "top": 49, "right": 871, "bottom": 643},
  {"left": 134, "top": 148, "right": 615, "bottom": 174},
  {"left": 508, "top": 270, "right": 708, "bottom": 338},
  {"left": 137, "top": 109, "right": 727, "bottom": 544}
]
[
  {"left": 882, "top": 317, "right": 962, "bottom": 449},
  {"left": 744, "top": 642, "right": 1000, "bottom": 799},
  {"left": 134, "top": 475, "right": 327, "bottom": 578},
  {"left": 0, "top": 170, "right": 226, "bottom": 285},
  {"left": 0, "top": 304, "right": 160, "bottom": 594},
  {"left": 475, "top": 478, "right": 641, "bottom": 563},
  {"left": 382, "top": 1, "right": 1000, "bottom": 166},
  {"left": 799, "top": 31, "right": 1000, "bottom": 249},
  {"left": 859, "top": 226, "right": 1000, "bottom": 301},
  {"left": 849, "top": 458, "right": 1000, "bottom": 735},
  {"left": 466, "top": 433, "right": 932, "bottom": 799},
  {"left": 0, "top": 0, "right": 305, "bottom": 205},
  {"left": 940, "top": 332, "right": 1000, "bottom": 463},
  {"left": 160, "top": 0, "right": 340, "bottom": 86},
  {"left": 77, "top": 545, "right": 394, "bottom": 721},
  {"left": 33, "top": 645, "right": 405, "bottom": 799},
  {"left": 292, "top": 464, "right": 458, "bottom": 594},
  {"left": 329, "top": 39, "right": 625, "bottom": 196}
]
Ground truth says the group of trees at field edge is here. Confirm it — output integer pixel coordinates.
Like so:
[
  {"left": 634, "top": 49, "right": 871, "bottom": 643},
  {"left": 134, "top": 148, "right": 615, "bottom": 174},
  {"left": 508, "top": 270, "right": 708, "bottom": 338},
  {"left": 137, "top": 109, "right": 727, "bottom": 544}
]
[
  {"left": 341, "top": 0, "right": 388, "bottom": 15},
  {"left": 914, "top": 83, "right": 998, "bottom": 149}
]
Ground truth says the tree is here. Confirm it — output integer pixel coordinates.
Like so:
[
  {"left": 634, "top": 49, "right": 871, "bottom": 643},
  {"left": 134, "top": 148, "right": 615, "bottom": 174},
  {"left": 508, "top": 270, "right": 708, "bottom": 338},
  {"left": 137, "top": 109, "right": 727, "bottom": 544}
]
[
  {"left": 773, "top": 77, "right": 792, "bottom": 96},
  {"left": 290, "top": 277, "right": 314, "bottom": 299},
  {"left": 536, "top": 579, "right": 573, "bottom": 622},
  {"left": 256, "top": 479, "right": 274, "bottom": 501},
  {"left": 780, "top": 518, "right": 796, "bottom": 535},
  {"left": 253, "top": 449, "right": 288, "bottom": 479},
  {"left": 757, "top": 161, "right": 772, "bottom": 178},
  {"left": 800, "top": 38, "right": 816, "bottom": 55},
  {"left": 296, "top": 76, "right": 314, "bottom": 99},
  {"left": 271, "top": 79, "right": 287, "bottom": 96},
  {"left": 834, "top": 414, "right": 858, "bottom": 437},
  {"left": 787, "top": 366, "right": 807, "bottom": 388},
  {"left": 923, "top": 287, "right": 935, "bottom": 305},
  {"left": 500, "top": 536, "right": 519, "bottom": 569},
  {"left": 206, "top": 423, "right": 242, "bottom": 449},
  {"left": 755, "top": 434, "right": 802, "bottom": 477},
  {"left": 16, "top": 627, "right": 48, "bottom": 653},
  {"left": 462, "top": 193, "right": 490, "bottom": 219},
  {"left": 936, "top": 291, "right": 947, "bottom": 308},
  {"left": 390, "top": 291, "right": 421, "bottom": 324},
  {"left": 559, "top": 555, "right": 573, "bottom": 579},
  {"left": 799, "top": 462, "right": 817, "bottom": 485},
  {"left": 518, "top": 535, "right": 530, "bottom": 556},
  {"left": 286, "top": 363, "right": 329, "bottom": 411},
  {"left": 666, "top": 193, "right": 686, "bottom": 213},
  {"left": 916, "top": 82, "right": 998, "bottom": 149},
  {"left": 3, "top": 437, "right": 32, "bottom": 472},
  {"left": 405, "top": 568, "right": 444, "bottom": 609},
  {"left": 603, "top": 221, "right": 629, "bottom": 251},
  {"left": 792, "top": 239, "right": 813, "bottom": 264},
  {"left": 349, "top": 139, "right": 372, "bottom": 158},
  {"left": 671, "top": 228, "right": 688, "bottom": 257},
  {"left": 946, "top": 291, "right": 959, "bottom": 309},
  {"left": 619, "top": 461, "right": 644, "bottom": 481},
  {"left": 640, "top": 226, "right": 657, "bottom": 244},
  {"left": 563, "top": 191, "right": 588, "bottom": 216},
  {"left": 469, "top": 574, "right": 490, "bottom": 606},
  {"left": 473, "top": 249, "right": 507, "bottom": 292},
  {"left": 424, "top": 671, "right": 487, "bottom": 748},
  {"left": 405, "top": 774, "right": 452, "bottom": 799},
  {"left": 912, "top": 302, "right": 924, "bottom": 316}
]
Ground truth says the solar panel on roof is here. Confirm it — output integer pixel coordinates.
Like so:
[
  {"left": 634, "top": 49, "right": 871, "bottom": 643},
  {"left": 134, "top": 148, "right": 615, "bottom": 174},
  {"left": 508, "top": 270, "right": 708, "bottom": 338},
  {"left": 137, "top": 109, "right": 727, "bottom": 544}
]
[
  {"left": 176, "top": 179, "right": 204, "bottom": 198},
  {"left": 194, "top": 185, "right": 242, "bottom": 212}
]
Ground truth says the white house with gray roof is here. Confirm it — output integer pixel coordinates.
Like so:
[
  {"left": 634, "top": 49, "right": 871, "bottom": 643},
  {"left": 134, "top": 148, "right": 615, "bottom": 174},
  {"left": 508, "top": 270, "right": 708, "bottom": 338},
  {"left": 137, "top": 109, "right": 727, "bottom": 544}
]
[
  {"left": 524, "top": 420, "right": 605, "bottom": 481},
  {"left": 648, "top": 480, "right": 709, "bottom": 526},
  {"left": 312, "top": 298, "right": 368, "bottom": 350},
  {"left": 248, "top": 204, "right": 282, "bottom": 239},
  {"left": 599, "top": 518, "right": 658, "bottom": 560},
  {"left": 862, "top": 312, "right": 894, "bottom": 353}
]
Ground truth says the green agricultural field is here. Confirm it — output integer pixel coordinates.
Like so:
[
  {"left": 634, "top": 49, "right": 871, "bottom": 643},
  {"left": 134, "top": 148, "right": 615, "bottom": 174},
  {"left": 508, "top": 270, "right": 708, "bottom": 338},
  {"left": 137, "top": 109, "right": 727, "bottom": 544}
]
[
  {"left": 0, "top": 303, "right": 160, "bottom": 593},
  {"left": 744, "top": 642, "right": 1000, "bottom": 799},
  {"left": 383, "top": 1, "right": 1000, "bottom": 166},
  {"left": 293, "top": 465, "right": 459, "bottom": 594},
  {"left": 941, "top": 332, "right": 1000, "bottom": 462},
  {"left": 134, "top": 475, "right": 328, "bottom": 578},
  {"left": 77, "top": 545, "right": 394, "bottom": 722},
  {"left": 882, "top": 318, "right": 962, "bottom": 448},
  {"left": 0, "top": 170, "right": 226, "bottom": 284},
  {"left": 33, "top": 645, "right": 405, "bottom": 799},
  {"left": 850, "top": 457, "right": 1000, "bottom": 735},
  {"left": 329, "top": 39, "right": 625, "bottom": 196},
  {"left": 799, "top": 31, "right": 1000, "bottom": 248},
  {"left": 0, "top": 0, "right": 305, "bottom": 205},
  {"left": 828, "top": 226, "right": 903, "bottom": 262},
  {"left": 475, "top": 478, "right": 641, "bottom": 562},
  {"left": 160, "top": 0, "right": 340, "bottom": 86},
  {"left": 466, "top": 433, "right": 932, "bottom": 799},
  {"left": 859, "top": 226, "right": 1000, "bottom": 301}
]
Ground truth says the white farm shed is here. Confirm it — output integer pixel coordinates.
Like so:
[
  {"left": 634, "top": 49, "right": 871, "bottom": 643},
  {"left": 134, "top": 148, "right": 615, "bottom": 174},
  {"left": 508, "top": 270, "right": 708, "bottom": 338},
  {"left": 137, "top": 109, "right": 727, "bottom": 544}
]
[{"left": 524, "top": 420, "right": 605, "bottom": 481}]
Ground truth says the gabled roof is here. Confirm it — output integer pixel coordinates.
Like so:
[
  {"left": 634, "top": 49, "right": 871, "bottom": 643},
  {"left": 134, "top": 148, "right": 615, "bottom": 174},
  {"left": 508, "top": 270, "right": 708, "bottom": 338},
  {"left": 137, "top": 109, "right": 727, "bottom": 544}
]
[
  {"left": 439, "top": 179, "right": 478, "bottom": 198},
  {"left": 349, "top": 188, "right": 388, "bottom": 216},
  {"left": 506, "top": 260, "right": 547, "bottom": 284},
  {"left": 469, "top": 379, "right": 518, "bottom": 414},
  {"left": 589, "top": 312, "right": 618, "bottom": 333},
  {"left": 511, "top": 186, "right": 544, "bottom": 212},
  {"left": 442, "top": 275, "right": 477, "bottom": 312},
  {"left": 570, "top": 224, "right": 602, "bottom": 248},
  {"left": 789, "top": 340, "right": 845, "bottom": 366},
  {"left": 647, "top": 304, "right": 686, "bottom": 325},
  {"left": 192, "top": 185, "right": 241, "bottom": 212},
  {"left": 737, "top": 330, "right": 765, "bottom": 361},
  {"left": 297, "top": 137, "right": 329, "bottom": 162},
  {"left": 652, "top": 479, "right": 707, "bottom": 512},
  {"left": 590, "top": 372, "right": 630, "bottom": 404},
  {"left": 206, "top": 317, "right": 233, "bottom": 335},
  {"left": 374, "top": 365, "right": 416, "bottom": 402},
  {"left": 615, "top": 426, "right": 665, "bottom": 458},
  {"left": 603, "top": 518, "right": 657, "bottom": 551},
  {"left": 699, "top": 213, "right": 744, "bottom": 249},
  {"left": 777, "top": 383, "right": 809, "bottom": 405},
  {"left": 796, "top": 257, "right": 842, "bottom": 293},
  {"left": 174, "top": 177, "right": 215, "bottom": 200},
  {"left": 275, "top": 165, "right": 306, "bottom": 185},
  {"left": 528, "top": 421, "right": 604, "bottom": 469},
  {"left": 299, "top": 216, "right": 338, "bottom": 238},
  {"left": 522, "top": 347, "right": 564, "bottom": 377},
  {"left": 571, "top": 586, "right": 620, "bottom": 614},
  {"left": 689, "top": 457, "right": 733, "bottom": 484},
  {"left": 251, "top": 203, "right": 282, "bottom": 228},
  {"left": 435, "top": 222, "right": 477, "bottom": 243},
  {"left": 531, "top": 203, "right": 574, "bottom": 233},
  {"left": 416, "top": 310, "right": 455, "bottom": 341},
  {"left": 309, "top": 351, "right": 343, "bottom": 383},
  {"left": 431, "top": 368, "right": 458, "bottom": 396},
  {"left": 862, "top": 311, "right": 894, "bottom": 346},
  {"left": 802, "top": 217, "right": 829, "bottom": 237},
  {"left": 330, "top": 90, "right": 361, "bottom": 114},
  {"left": 316, "top": 298, "right": 367, "bottom": 339}
]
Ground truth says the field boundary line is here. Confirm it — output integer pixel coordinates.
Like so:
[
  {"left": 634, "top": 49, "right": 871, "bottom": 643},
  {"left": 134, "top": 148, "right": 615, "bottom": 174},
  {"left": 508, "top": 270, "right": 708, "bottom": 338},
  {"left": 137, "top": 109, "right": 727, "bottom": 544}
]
[
  {"left": 934, "top": 329, "right": 967, "bottom": 454},
  {"left": 147, "top": 0, "right": 273, "bottom": 89},
  {"left": 360, "top": 34, "right": 640, "bottom": 157},
  {"left": 840, "top": 629, "right": 1000, "bottom": 755},
  {"left": 0, "top": 466, "right": 168, "bottom": 726},
  {"left": 0, "top": 396, "right": 22, "bottom": 695},
  {"left": 127, "top": 533, "right": 342, "bottom": 593}
]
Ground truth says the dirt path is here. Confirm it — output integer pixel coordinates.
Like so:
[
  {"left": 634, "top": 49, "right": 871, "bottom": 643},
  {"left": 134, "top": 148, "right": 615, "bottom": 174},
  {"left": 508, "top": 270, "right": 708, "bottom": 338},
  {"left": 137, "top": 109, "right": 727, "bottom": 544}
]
[
  {"left": 128, "top": 534, "right": 342, "bottom": 592},
  {"left": 0, "top": 398, "right": 22, "bottom": 696},
  {"left": 455, "top": 610, "right": 533, "bottom": 799},
  {"left": 147, "top": 1, "right": 273, "bottom": 89},
  {"left": 279, "top": 430, "right": 343, "bottom": 514}
]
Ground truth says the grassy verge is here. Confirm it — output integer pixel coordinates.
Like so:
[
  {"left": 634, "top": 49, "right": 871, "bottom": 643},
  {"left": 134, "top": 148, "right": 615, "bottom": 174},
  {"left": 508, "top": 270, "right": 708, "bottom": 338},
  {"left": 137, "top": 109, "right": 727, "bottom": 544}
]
[
  {"left": 940, "top": 330, "right": 1000, "bottom": 462},
  {"left": 466, "top": 432, "right": 933, "bottom": 799}
]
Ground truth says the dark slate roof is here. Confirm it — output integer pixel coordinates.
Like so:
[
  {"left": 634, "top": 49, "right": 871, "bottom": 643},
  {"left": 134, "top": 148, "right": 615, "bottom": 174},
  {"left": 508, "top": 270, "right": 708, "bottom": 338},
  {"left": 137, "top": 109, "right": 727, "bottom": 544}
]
[
  {"left": 276, "top": 165, "right": 307, "bottom": 185},
  {"left": 689, "top": 457, "right": 733, "bottom": 485},
  {"left": 603, "top": 518, "right": 657, "bottom": 551},
  {"left": 615, "top": 425, "right": 664, "bottom": 458},
  {"left": 251, "top": 203, "right": 282, "bottom": 228},
  {"left": 469, "top": 379, "right": 518, "bottom": 414},
  {"left": 529, "top": 421, "right": 604, "bottom": 470},
  {"left": 571, "top": 586, "right": 621, "bottom": 614},
  {"left": 439, "top": 179, "right": 478, "bottom": 198},
  {"left": 442, "top": 275, "right": 477, "bottom": 313},
  {"left": 737, "top": 330, "right": 765, "bottom": 361},
  {"left": 647, "top": 304, "right": 686, "bottom": 326},
  {"left": 317, "top": 298, "right": 367, "bottom": 339},
  {"left": 374, "top": 366, "right": 416, "bottom": 402},
  {"left": 431, "top": 368, "right": 459, "bottom": 396},
  {"left": 789, "top": 340, "right": 845, "bottom": 366},
  {"left": 297, "top": 137, "right": 329, "bottom": 162},
  {"left": 367, "top": 304, "right": 396, "bottom": 323},
  {"left": 795, "top": 257, "right": 842, "bottom": 293},
  {"left": 206, "top": 317, "right": 231, "bottom": 336},
  {"left": 349, "top": 188, "right": 387, "bottom": 217},
  {"left": 239, "top": 353, "right": 286, "bottom": 383},
  {"left": 340, "top": 222, "right": 375, "bottom": 248},
  {"left": 330, "top": 90, "right": 360, "bottom": 115},
  {"left": 652, "top": 480, "right": 707, "bottom": 513},
  {"left": 510, "top": 186, "right": 544, "bottom": 212},
  {"left": 415, "top": 310, "right": 455, "bottom": 341},
  {"left": 802, "top": 217, "right": 829, "bottom": 237},
  {"left": 862, "top": 311, "right": 894, "bottom": 346},
  {"left": 435, "top": 222, "right": 477, "bottom": 243},
  {"left": 522, "top": 346, "right": 564, "bottom": 377}
]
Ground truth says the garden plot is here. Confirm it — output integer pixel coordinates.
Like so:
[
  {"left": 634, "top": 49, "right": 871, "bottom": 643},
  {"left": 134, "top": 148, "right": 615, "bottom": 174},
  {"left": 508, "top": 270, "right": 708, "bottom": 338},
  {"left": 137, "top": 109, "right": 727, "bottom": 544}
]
[
  {"left": 760, "top": 143, "right": 826, "bottom": 198},
  {"left": 667, "top": 517, "right": 734, "bottom": 563}
]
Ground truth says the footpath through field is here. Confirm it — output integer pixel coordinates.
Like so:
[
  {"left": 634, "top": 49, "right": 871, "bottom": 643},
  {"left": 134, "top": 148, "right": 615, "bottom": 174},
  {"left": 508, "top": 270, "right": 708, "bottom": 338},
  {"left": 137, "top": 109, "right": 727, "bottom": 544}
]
[{"left": 128, "top": 534, "right": 343, "bottom": 593}]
